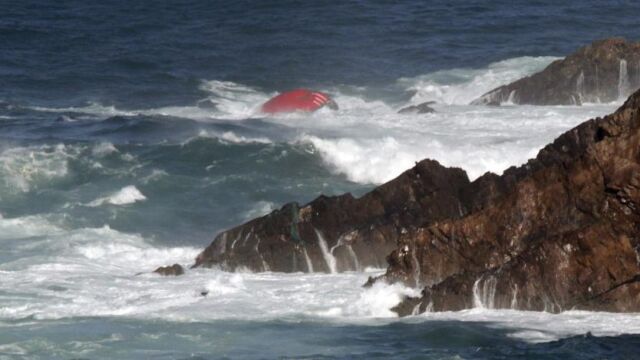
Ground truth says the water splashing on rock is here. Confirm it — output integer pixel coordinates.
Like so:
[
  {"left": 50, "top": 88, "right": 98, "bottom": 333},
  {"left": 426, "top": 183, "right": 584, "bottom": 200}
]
[
  {"left": 618, "top": 59, "right": 630, "bottom": 100},
  {"left": 303, "top": 247, "right": 314, "bottom": 273},
  {"left": 315, "top": 229, "right": 337, "bottom": 273},
  {"left": 346, "top": 245, "right": 360, "bottom": 271},
  {"left": 472, "top": 275, "right": 498, "bottom": 309},
  {"left": 576, "top": 70, "right": 585, "bottom": 103}
]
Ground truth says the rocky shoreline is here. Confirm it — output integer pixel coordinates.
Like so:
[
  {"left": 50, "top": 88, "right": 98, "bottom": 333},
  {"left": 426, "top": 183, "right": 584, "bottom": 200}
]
[
  {"left": 192, "top": 90, "right": 640, "bottom": 314},
  {"left": 186, "top": 40, "right": 640, "bottom": 315},
  {"left": 387, "top": 91, "right": 640, "bottom": 314}
]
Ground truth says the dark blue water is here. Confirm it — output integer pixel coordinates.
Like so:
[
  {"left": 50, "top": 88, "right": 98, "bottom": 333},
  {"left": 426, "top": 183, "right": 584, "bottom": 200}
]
[
  {"left": 3, "top": 1, "right": 640, "bottom": 108},
  {"left": 2, "top": 1, "right": 640, "bottom": 359}
]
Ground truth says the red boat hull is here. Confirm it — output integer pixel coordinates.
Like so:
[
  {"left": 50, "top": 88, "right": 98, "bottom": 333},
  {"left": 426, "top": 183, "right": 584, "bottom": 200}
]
[{"left": 261, "top": 89, "right": 336, "bottom": 114}]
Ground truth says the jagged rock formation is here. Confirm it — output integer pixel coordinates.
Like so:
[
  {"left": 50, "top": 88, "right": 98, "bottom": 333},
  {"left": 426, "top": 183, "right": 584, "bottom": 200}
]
[
  {"left": 194, "top": 88, "right": 640, "bottom": 314},
  {"left": 194, "top": 160, "right": 478, "bottom": 272},
  {"left": 383, "top": 89, "right": 640, "bottom": 314},
  {"left": 472, "top": 38, "right": 640, "bottom": 106}
]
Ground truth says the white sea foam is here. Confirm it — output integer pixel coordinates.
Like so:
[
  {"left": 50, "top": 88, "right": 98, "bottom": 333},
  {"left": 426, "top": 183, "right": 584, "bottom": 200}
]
[
  {"left": 91, "top": 142, "right": 119, "bottom": 157},
  {"left": 0, "top": 214, "right": 63, "bottom": 241},
  {"left": 268, "top": 56, "right": 617, "bottom": 183},
  {"left": 271, "top": 57, "right": 619, "bottom": 183},
  {"left": 414, "top": 308, "right": 640, "bottom": 343},
  {"left": 298, "top": 104, "right": 617, "bottom": 183},
  {"left": 31, "top": 102, "right": 138, "bottom": 118},
  {"left": 30, "top": 100, "right": 230, "bottom": 122},
  {"left": 198, "top": 80, "right": 272, "bottom": 119},
  {"left": 195, "top": 129, "right": 272, "bottom": 144},
  {"left": 1, "top": 215, "right": 640, "bottom": 343},
  {"left": 399, "top": 56, "right": 559, "bottom": 105},
  {"left": 343, "top": 281, "right": 421, "bottom": 318},
  {"left": 87, "top": 185, "right": 146, "bottom": 206},
  {"left": 31, "top": 81, "right": 271, "bottom": 121},
  {"left": 0, "top": 144, "right": 73, "bottom": 193},
  {"left": 0, "top": 219, "right": 200, "bottom": 318}
]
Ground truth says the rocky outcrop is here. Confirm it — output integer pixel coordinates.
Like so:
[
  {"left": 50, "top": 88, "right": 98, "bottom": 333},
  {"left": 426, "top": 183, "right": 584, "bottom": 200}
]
[
  {"left": 154, "top": 264, "right": 185, "bottom": 276},
  {"left": 398, "top": 101, "right": 436, "bottom": 114},
  {"left": 382, "top": 89, "right": 640, "bottom": 314},
  {"left": 472, "top": 38, "right": 640, "bottom": 105},
  {"left": 194, "top": 159, "right": 494, "bottom": 273}
]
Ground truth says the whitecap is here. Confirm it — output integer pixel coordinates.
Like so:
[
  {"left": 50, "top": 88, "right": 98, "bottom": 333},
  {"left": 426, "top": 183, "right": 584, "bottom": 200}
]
[
  {"left": 195, "top": 129, "right": 272, "bottom": 144},
  {"left": 0, "top": 144, "right": 73, "bottom": 193},
  {"left": 91, "top": 142, "right": 119, "bottom": 157},
  {"left": 87, "top": 185, "right": 146, "bottom": 207}
]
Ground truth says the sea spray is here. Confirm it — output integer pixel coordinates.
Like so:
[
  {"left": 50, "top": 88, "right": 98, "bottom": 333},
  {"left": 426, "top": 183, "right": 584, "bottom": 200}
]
[
  {"left": 576, "top": 70, "right": 585, "bottom": 103},
  {"left": 472, "top": 275, "right": 498, "bottom": 309},
  {"left": 315, "top": 229, "right": 338, "bottom": 273},
  {"left": 87, "top": 185, "right": 146, "bottom": 207},
  {"left": 619, "top": 59, "right": 630, "bottom": 100},
  {"left": 303, "top": 247, "right": 314, "bottom": 273}
]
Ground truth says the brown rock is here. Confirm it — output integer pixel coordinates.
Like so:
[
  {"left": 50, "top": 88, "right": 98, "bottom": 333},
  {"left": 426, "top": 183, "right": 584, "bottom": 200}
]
[
  {"left": 385, "top": 89, "right": 640, "bottom": 314},
  {"left": 472, "top": 38, "right": 640, "bottom": 105},
  {"left": 194, "top": 159, "right": 477, "bottom": 273},
  {"left": 154, "top": 264, "right": 185, "bottom": 276}
]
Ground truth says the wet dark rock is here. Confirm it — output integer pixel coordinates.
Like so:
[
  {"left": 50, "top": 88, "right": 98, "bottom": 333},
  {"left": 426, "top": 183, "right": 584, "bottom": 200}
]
[
  {"left": 398, "top": 101, "right": 436, "bottom": 114},
  {"left": 472, "top": 38, "right": 640, "bottom": 105},
  {"left": 153, "top": 264, "right": 185, "bottom": 276},
  {"left": 383, "top": 89, "right": 640, "bottom": 314},
  {"left": 194, "top": 159, "right": 477, "bottom": 273}
]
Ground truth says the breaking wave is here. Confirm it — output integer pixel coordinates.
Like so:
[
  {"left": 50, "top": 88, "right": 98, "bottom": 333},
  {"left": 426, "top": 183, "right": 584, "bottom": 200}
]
[{"left": 17, "top": 56, "right": 620, "bottom": 185}]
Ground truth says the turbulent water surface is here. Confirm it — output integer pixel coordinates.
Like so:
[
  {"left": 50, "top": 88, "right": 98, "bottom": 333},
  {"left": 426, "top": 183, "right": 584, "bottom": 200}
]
[{"left": 2, "top": 1, "right": 640, "bottom": 359}]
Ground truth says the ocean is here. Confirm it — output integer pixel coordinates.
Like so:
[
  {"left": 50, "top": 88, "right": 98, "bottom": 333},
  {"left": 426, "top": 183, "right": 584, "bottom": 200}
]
[{"left": 1, "top": 1, "right": 640, "bottom": 359}]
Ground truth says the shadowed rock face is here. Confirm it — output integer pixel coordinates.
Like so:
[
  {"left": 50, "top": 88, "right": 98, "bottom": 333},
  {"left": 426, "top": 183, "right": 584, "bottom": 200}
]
[
  {"left": 472, "top": 38, "right": 640, "bottom": 106},
  {"left": 384, "top": 90, "right": 640, "bottom": 314}
]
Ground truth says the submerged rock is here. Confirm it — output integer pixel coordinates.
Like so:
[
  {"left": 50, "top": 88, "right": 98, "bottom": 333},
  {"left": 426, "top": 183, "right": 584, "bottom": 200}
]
[
  {"left": 472, "top": 38, "right": 640, "bottom": 105},
  {"left": 154, "top": 264, "right": 185, "bottom": 276},
  {"left": 398, "top": 101, "right": 436, "bottom": 114}
]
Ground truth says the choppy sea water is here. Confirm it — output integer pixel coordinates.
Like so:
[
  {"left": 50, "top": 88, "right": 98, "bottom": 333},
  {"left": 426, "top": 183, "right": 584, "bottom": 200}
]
[{"left": 2, "top": 1, "right": 640, "bottom": 359}]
